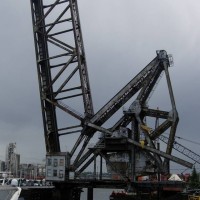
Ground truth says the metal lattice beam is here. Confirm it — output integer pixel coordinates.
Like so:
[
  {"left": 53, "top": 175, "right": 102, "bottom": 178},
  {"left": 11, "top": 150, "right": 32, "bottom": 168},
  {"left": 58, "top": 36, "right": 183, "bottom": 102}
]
[{"left": 30, "top": 0, "right": 94, "bottom": 152}]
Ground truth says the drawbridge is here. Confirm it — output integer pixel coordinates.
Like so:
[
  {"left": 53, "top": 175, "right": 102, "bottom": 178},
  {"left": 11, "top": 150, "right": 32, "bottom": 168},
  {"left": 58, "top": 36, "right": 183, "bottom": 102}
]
[{"left": 29, "top": 0, "right": 196, "bottom": 199}]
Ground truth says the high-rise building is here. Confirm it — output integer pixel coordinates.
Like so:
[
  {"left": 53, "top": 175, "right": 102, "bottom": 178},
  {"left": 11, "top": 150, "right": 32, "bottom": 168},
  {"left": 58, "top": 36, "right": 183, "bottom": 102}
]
[
  {"left": 0, "top": 160, "right": 5, "bottom": 172},
  {"left": 5, "top": 143, "right": 20, "bottom": 177},
  {"left": 11, "top": 153, "right": 20, "bottom": 177}
]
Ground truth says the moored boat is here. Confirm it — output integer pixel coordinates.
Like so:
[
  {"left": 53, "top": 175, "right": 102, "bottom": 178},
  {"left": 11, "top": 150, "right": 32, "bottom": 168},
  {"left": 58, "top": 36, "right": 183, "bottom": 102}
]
[{"left": 0, "top": 186, "right": 21, "bottom": 200}]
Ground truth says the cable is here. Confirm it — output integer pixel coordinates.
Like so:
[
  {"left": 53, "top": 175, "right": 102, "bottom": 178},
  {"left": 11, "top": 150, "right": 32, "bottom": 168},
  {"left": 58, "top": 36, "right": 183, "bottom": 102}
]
[
  {"left": 163, "top": 133, "right": 200, "bottom": 146},
  {"left": 175, "top": 136, "right": 200, "bottom": 146}
]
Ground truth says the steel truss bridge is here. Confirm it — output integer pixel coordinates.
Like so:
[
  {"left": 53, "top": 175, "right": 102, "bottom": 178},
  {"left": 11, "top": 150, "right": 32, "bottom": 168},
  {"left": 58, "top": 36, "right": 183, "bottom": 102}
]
[{"left": 29, "top": 0, "right": 196, "bottom": 199}]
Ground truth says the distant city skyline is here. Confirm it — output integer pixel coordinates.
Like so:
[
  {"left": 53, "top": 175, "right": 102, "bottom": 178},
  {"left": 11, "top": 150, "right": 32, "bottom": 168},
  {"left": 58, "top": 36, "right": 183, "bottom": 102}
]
[{"left": 0, "top": 142, "right": 45, "bottom": 165}]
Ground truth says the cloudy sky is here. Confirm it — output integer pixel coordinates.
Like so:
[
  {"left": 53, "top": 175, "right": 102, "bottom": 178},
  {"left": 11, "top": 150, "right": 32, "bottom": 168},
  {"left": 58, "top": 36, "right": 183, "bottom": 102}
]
[{"left": 0, "top": 0, "right": 200, "bottom": 173}]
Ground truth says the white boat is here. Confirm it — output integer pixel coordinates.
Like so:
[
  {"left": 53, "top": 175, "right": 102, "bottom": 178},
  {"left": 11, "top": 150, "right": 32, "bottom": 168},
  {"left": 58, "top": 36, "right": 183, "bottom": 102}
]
[
  {"left": 0, "top": 179, "right": 22, "bottom": 200},
  {"left": 0, "top": 186, "right": 21, "bottom": 200}
]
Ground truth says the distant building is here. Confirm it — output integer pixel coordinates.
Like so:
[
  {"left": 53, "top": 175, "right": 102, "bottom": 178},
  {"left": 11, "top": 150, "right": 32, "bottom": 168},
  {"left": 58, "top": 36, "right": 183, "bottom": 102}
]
[
  {"left": 20, "top": 163, "right": 34, "bottom": 179},
  {"left": 0, "top": 160, "right": 5, "bottom": 172},
  {"left": 5, "top": 143, "right": 20, "bottom": 177},
  {"left": 4, "top": 143, "right": 44, "bottom": 179},
  {"left": 5, "top": 143, "right": 16, "bottom": 171},
  {"left": 20, "top": 163, "right": 30, "bottom": 179},
  {"left": 20, "top": 163, "right": 45, "bottom": 180},
  {"left": 37, "top": 164, "right": 45, "bottom": 179},
  {"left": 10, "top": 153, "right": 20, "bottom": 177}
]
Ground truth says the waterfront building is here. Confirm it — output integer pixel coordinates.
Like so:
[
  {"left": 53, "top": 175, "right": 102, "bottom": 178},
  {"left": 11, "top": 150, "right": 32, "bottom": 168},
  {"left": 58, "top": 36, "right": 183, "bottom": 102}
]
[
  {"left": 37, "top": 164, "right": 45, "bottom": 179},
  {"left": 20, "top": 163, "right": 28, "bottom": 178},
  {"left": 19, "top": 163, "right": 45, "bottom": 180}
]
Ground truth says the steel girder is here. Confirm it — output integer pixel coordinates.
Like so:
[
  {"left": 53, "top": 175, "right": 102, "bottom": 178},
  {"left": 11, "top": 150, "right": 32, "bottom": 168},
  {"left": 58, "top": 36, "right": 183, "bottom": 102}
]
[
  {"left": 30, "top": 0, "right": 94, "bottom": 153},
  {"left": 72, "top": 51, "right": 189, "bottom": 173},
  {"left": 159, "top": 135, "right": 200, "bottom": 165}
]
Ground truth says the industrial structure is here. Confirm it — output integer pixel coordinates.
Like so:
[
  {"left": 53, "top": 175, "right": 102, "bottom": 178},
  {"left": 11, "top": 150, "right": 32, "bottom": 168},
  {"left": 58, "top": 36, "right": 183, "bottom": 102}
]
[{"left": 29, "top": 0, "right": 196, "bottom": 199}]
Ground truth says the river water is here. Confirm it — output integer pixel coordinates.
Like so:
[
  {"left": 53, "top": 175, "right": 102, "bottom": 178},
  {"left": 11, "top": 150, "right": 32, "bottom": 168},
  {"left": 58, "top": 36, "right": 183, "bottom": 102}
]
[{"left": 81, "top": 188, "right": 124, "bottom": 200}]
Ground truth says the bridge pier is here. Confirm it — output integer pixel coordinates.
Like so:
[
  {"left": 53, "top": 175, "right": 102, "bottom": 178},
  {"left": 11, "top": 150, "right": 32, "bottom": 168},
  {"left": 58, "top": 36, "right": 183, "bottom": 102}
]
[
  {"left": 53, "top": 185, "right": 82, "bottom": 200},
  {"left": 87, "top": 187, "right": 93, "bottom": 200}
]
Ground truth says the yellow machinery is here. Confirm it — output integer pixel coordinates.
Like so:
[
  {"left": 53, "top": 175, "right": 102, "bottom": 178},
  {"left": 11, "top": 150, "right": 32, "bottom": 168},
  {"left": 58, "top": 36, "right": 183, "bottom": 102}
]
[
  {"left": 188, "top": 195, "right": 200, "bottom": 200},
  {"left": 140, "top": 124, "right": 152, "bottom": 148}
]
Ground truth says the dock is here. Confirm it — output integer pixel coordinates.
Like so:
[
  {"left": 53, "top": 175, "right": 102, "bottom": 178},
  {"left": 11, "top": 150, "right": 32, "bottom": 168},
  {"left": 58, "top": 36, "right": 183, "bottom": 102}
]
[{"left": 17, "top": 180, "right": 187, "bottom": 200}]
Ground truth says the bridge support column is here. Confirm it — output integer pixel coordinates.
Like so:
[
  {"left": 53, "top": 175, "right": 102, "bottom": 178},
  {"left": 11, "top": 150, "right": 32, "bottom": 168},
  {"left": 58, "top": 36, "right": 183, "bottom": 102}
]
[
  {"left": 87, "top": 187, "right": 93, "bottom": 200},
  {"left": 53, "top": 186, "right": 82, "bottom": 200}
]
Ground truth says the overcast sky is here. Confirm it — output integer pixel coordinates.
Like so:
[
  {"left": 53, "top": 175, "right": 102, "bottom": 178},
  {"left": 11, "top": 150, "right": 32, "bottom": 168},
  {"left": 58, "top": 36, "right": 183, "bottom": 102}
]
[{"left": 0, "top": 1, "right": 200, "bottom": 173}]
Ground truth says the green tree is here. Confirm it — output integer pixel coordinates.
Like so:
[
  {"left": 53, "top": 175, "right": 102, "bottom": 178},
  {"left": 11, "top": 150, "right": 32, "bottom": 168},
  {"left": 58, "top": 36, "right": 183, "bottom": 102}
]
[{"left": 189, "top": 166, "right": 199, "bottom": 188}]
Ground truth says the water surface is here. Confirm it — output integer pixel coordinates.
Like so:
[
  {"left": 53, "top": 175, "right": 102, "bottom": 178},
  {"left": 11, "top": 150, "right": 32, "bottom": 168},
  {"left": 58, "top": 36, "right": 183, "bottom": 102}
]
[{"left": 81, "top": 188, "right": 124, "bottom": 200}]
